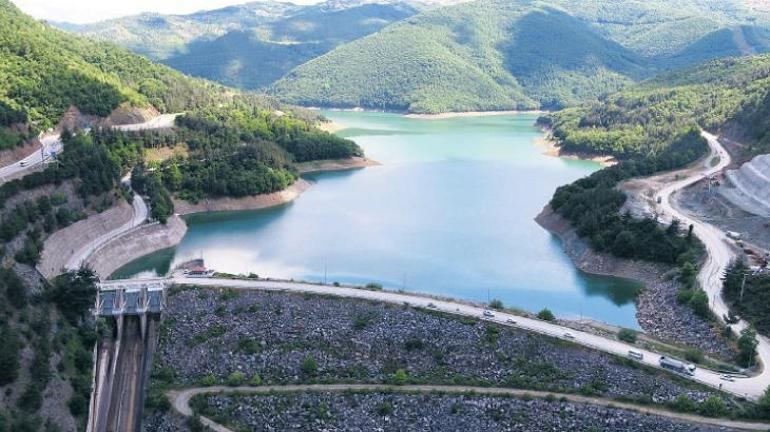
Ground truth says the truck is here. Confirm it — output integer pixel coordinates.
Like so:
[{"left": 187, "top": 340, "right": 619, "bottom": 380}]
[{"left": 659, "top": 356, "right": 695, "bottom": 376}]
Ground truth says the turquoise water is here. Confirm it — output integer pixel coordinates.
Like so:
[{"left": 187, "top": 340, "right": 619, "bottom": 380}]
[{"left": 114, "top": 111, "right": 642, "bottom": 328}]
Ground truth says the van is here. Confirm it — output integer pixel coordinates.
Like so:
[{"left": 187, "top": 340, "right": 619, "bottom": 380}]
[{"left": 628, "top": 350, "right": 644, "bottom": 360}]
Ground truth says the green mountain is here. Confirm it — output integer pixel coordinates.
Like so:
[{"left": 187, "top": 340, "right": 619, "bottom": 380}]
[
  {"left": 544, "top": 54, "right": 770, "bottom": 160},
  {"left": 0, "top": 0, "right": 226, "bottom": 141},
  {"left": 272, "top": 0, "right": 770, "bottom": 113},
  {"left": 60, "top": 0, "right": 422, "bottom": 90}
]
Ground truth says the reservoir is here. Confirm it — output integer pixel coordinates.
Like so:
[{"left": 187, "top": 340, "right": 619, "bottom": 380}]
[{"left": 114, "top": 111, "right": 642, "bottom": 328}]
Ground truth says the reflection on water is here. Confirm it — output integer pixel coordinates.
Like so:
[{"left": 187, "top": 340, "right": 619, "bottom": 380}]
[{"left": 113, "top": 111, "right": 643, "bottom": 328}]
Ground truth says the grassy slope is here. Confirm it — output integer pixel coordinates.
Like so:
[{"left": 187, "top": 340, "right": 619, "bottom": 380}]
[{"left": 272, "top": 0, "right": 770, "bottom": 113}]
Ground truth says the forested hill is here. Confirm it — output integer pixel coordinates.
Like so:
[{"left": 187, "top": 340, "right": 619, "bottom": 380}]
[
  {"left": 0, "top": 0, "right": 227, "bottom": 146},
  {"left": 59, "top": 0, "right": 422, "bottom": 91},
  {"left": 272, "top": 0, "right": 770, "bottom": 113},
  {"left": 540, "top": 53, "right": 770, "bottom": 322},
  {"left": 543, "top": 54, "right": 770, "bottom": 161}
]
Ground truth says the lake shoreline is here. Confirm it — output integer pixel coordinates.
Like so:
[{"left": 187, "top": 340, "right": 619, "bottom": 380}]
[
  {"left": 173, "top": 156, "right": 380, "bottom": 215},
  {"left": 405, "top": 110, "right": 547, "bottom": 120},
  {"left": 535, "top": 131, "right": 617, "bottom": 167},
  {"left": 309, "top": 106, "right": 548, "bottom": 119},
  {"left": 534, "top": 205, "right": 733, "bottom": 358}
]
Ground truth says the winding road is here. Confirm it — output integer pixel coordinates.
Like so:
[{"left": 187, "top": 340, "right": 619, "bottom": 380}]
[
  {"left": 0, "top": 113, "right": 180, "bottom": 184},
  {"left": 64, "top": 174, "right": 149, "bottom": 270},
  {"left": 96, "top": 129, "right": 770, "bottom": 422},
  {"left": 657, "top": 131, "right": 770, "bottom": 400},
  {"left": 5, "top": 114, "right": 182, "bottom": 270},
  {"left": 167, "top": 384, "right": 770, "bottom": 432}
]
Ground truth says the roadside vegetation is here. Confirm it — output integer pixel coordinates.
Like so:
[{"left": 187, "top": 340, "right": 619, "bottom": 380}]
[
  {"left": 543, "top": 54, "right": 770, "bottom": 321},
  {"left": 723, "top": 261, "right": 770, "bottom": 336}
]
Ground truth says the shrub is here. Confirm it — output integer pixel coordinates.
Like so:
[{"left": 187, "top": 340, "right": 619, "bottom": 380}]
[
  {"left": 684, "top": 348, "right": 704, "bottom": 364},
  {"left": 365, "top": 283, "right": 383, "bottom": 290},
  {"left": 617, "top": 328, "right": 637, "bottom": 344},
  {"left": 757, "top": 386, "right": 770, "bottom": 419},
  {"left": 698, "top": 396, "right": 727, "bottom": 417},
  {"left": 249, "top": 374, "right": 262, "bottom": 386},
  {"left": 199, "top": 373, "right": 217, "bottom": 386},
  {"left": 489, "top": 299, "right": 504, "bottom": 310},
  {"left": 537, "top": 308, "right": 555, "bottom": 321},
  {"left": 669, "top": 394, "right": 697, "bottom": 413},
  {"left": 187, "top": 416, "right": 207, "bottom": 432},
  {"left": 301, "top": 355, "right": 318, "bottom": 376},
  {"left": 375, "top": 401, "right": 393, "bottom": 416},
  {"left": 226, "top": 371, "right": 245, "bottom": 386},
  {"left": 145, "top": 387, "right": 171, "bottom": 412},
  {"left": 404, "top": 338, "right": 424, "bottom": 351},
  {"left": 391, "top": 369, "right": 408, "bottom": 385}
]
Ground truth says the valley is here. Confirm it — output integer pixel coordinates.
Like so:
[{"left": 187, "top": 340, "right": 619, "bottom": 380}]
[{"left": 2, "top": 0, "right": 770, "bottom": 430}]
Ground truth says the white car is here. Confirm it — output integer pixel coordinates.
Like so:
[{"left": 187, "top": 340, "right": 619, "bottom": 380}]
[
  {"left": 482, "top": 310, "right": 495, "bottom": 318},
  {"left": 720, "top": 374, "right": 735, "bottom": 382},
  {"left": 563, "top": 332, "right": 575, "bottom": 340},
  {"left": 427, "top": 302, "right": 437, "bottom": 309},
  {"left": 506, "top": 318, "right": 516, "bottom": 324},
  {"left": 628, "top": 351, "right": 644, "bottom": 361},
  {"left": 19, "top": 160, "right": 28, "bottom": 167}
]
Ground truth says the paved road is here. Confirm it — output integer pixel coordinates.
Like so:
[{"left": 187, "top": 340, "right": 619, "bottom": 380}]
[
  {"left": 169, "top": 384, "right": 770, "bottom": 431},
  {"left": 0, "top": 133, "right": 61, "bottom": 182},
  {"left": 0, "top": 113, "right": 180, "bottom": 184},
  {"left": 99, "top": 272, "right": 761, "bottom": 399},
  {"left": 1, "top": 114, "right": 181, "bottom": 269},
  {"left": 657, "top": 131, "right": 770, "bottom": 400},
  {"left": 65, "top": 175, "right": 148, "bottom": 270},
  {"left": 99, "top": 130, "right": 770, "bottom": 400}
]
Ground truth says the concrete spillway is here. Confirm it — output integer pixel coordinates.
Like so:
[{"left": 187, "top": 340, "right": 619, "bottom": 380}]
[
  {"left": 720, "top": 154, "right": 770, "bottom": 217},
  {"left": 87, "top": 315, "right": 159, "bottom": 432}
]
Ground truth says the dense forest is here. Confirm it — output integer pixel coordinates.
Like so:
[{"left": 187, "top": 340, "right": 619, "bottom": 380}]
[
  {"left": 125, "top": 97, "right": 361, "bottom": 215},
  {"left": 542, "top": 55, "right": 770, "bottom": 160},
  {"left": 63, "top": 1, "right": 419, "bottom": 91},
  {"left": 0, "top": 0, "right": 226, "bottom": 148},
  {"left": 545, "top": 54, "right": 770, "bottom": 320},
  {"left": 272, "top": 0, "right": 770, "bottom": 113}
]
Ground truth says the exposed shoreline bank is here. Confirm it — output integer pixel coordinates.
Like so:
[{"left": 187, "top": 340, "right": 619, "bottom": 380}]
[
  {"left": 535, "top": 134, "right": 617, "bottom": 167},
  {"left": 405, "top": 110, "right": 547, "bottom": 120},
  {"left": 296, "top": 156, "right": 380, "bottom": 174},
  {"left": 535, "top": 205, "right": 733, "bottom": 358},
  {"left": 308, "top": 106, "right": 548, "bottom": 119}
]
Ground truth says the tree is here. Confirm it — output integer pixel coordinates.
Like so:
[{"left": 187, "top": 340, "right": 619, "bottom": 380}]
[
  {"left": 758, "top": 386, "right": 770, "bottom": 419},
  {"left": 737, "top": 327, "right": 759, "bottom": 367},
  {"left": 0, "top": 324, "right": 21, "bottom": 386},
  {"left": 489, "top": 299, "right": 504, "bottom": 310},
  {"left": 688, "top": 290, "right": 710, "bottom": 318},
  {"left": 537, "top": 308, "right": 555, "bottom": 321},
  {"left": 49, "top": 267, "right": 98, "bottom": 323},
  {"left": 1, "top": 268, "right": 27, "bottom": 309}
]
